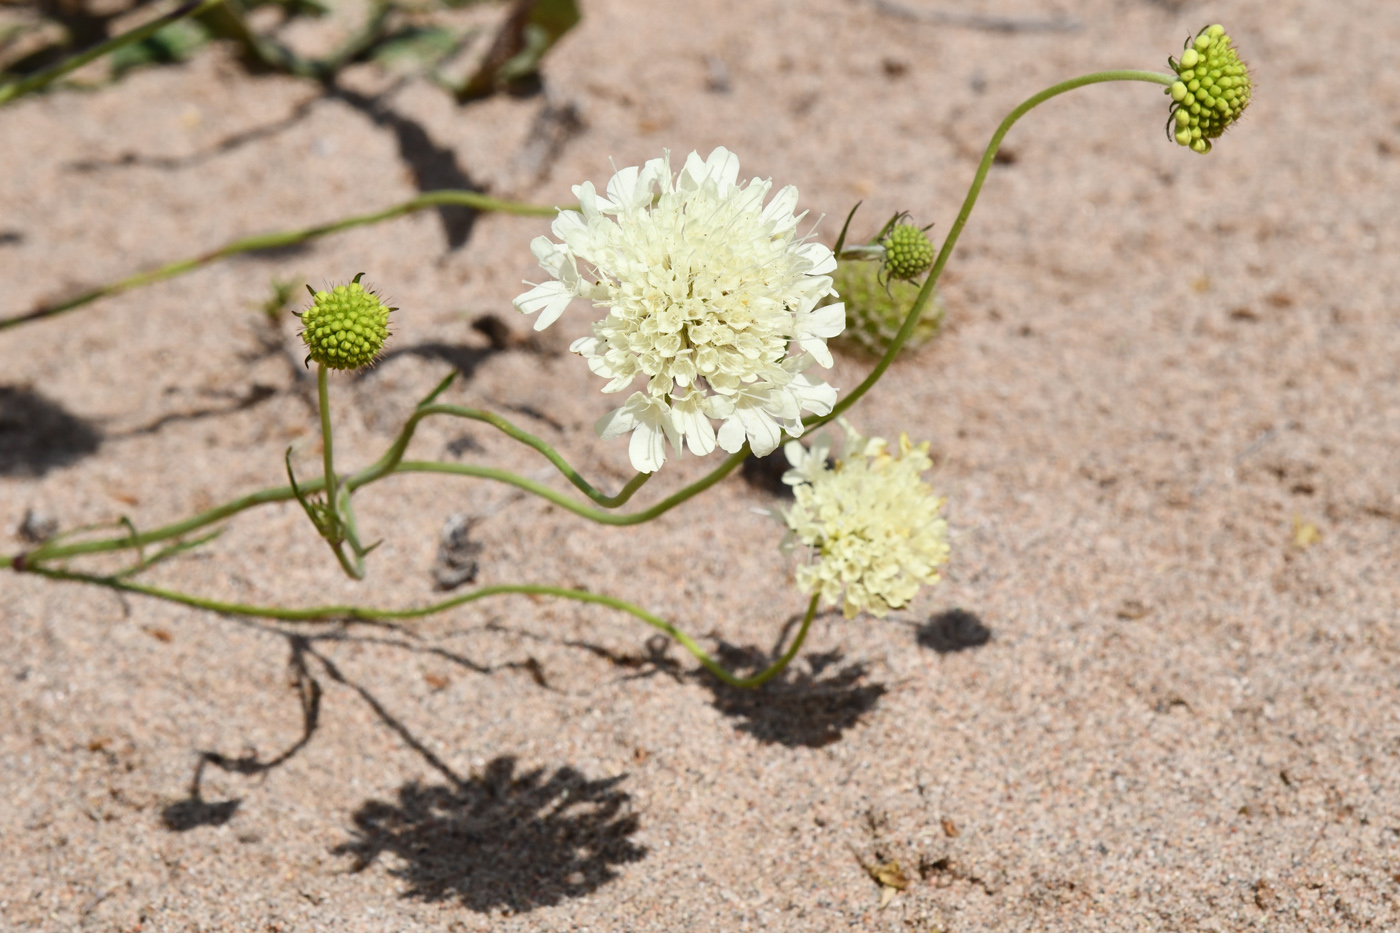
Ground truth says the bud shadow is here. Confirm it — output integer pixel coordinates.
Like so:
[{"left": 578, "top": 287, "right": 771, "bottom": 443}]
[
  {"left": 332, "top": 757, "right": 646, "bottom": 912},
  {"left": 0, "top": 384, "right": 102, "bottom": 476},
  {"left": 915, "top": 608, "right": 992, "bottom": 653}
]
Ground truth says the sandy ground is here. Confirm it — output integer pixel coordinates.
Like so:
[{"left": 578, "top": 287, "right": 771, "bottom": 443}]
[{"left": 2, "top": 0, "right": 1399, "bottom": 929}]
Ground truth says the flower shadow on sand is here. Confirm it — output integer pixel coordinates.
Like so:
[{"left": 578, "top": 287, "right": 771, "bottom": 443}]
[
  {"left": 333, "top": 757, "right": 646, "bottom": 912},
  {"left": 699, "top": 642, "right": 887, "bottom": 748}
]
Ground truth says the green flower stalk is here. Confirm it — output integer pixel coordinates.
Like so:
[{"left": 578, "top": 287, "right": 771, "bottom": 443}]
[{"left": 1167, "top": 24, "right": 1252, "bottom": 154}]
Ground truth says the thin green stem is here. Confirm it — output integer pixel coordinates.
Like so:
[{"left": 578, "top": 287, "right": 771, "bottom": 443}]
[
  {"left": 314, "top": 363, "right": 367, "bottom": 579},
  {"left": 0, "top": 190, "right": 559, "bottom": 332},
  {"left": 385, "top": 453, "right": 745, "bottom": 527},
  {"left": 0, "top": 0, "right": 227, "bottom": 107},
  {"left": 318, "top": 365, "right": 338, "bottom": 512},
  {"left": 816, "top": 69, "right": 1177, "bottom": 427},
  {"left": 21, "top": 566, "right": 817, "bottom": 689},
  {"left": 7, "top": 406, "right": 745, "bottom": 566},
  {"left": 349, "top": 399, "right": 655, "bottom": 509}
]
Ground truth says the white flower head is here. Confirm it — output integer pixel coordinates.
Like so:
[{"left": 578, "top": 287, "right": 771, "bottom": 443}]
[
  {"left": 780, "top": 425, "right": 950, "bottom": 619},
  {"left": 514, "top": 148, "right": 845, "bottom": 473}
]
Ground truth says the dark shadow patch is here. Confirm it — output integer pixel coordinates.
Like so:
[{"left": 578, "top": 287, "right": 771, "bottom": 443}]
[
  {"left": 0, "top": 230, "right": 23, "bottom": 246},
  {"left": 160, "top": 796, "right": 241, "bottom": 831},
  {"left": 741, "top": 448, "right": 794, "bottom": 497},
  {"left": 700, "top": 644, "right": 886, "bottom": 748},
  {"left": 0, "top": 385, "right": 102, "bottom": 476},
  {"left": 329, "top": 86, "right": 485, "bottom": 250},
  {"left": 333, "top": 757, "right": 645, "bottom": 912},
  {"left": 916, "top": 609, "right": 991, "bottom": 653}
]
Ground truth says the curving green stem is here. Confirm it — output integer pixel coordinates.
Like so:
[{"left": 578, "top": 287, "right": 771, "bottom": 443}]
[
  {"left": 0, "top": 190, "right": 558, "bottom": 332},
  {"left": 21, "top": 565, "right": 820, "bottom": 690},
  {"left": 0, "top": 0, "right": 228, "bottom": 107},
  {"left": 7, "top": 377, "right": 748, "bottom": 567},
  {"left": 815, "top": 69, "right": 1177, "bottom": 427}
]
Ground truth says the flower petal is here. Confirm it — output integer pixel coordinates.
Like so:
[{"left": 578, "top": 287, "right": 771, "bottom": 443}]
[{"left": 514, "top": 280, "right": 575, "bottom": 331}]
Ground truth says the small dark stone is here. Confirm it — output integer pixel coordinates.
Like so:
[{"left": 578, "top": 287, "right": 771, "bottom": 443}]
[
  {"left": 17, "top": 508, "right": 57, "bottom": 544},
  {"left": 432, "top": 513, "right": 483, "bottom": 590}
]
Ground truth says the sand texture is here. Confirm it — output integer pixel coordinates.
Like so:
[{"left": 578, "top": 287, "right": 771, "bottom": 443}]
[{"left": 3, "top": 0, "right": 1399, "bottom": 929}]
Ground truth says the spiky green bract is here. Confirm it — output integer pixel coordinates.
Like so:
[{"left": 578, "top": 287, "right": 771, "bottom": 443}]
[
  {"left": 881, "top": 223, "right": 936, "bottom": 281},
  {"left": 1167, "top": 24, "right": 1251, "bottom": 154},
  {"left": 825, "top": 261, "right": 943, "bottom": 359},
  {"left": 300, "top": 277, "right": 392, "bottom": 370}
]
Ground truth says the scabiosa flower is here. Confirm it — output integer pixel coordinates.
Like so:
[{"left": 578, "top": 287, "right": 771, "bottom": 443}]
[
  {"left": 514, "top": 148, "right": 845, "bottom": 473},
  {"left": 1166, "top": 24, "right": 1252, "bottom": 154},
  {"left": 779, "top": 425, "right": 950, "bottom": 619}
]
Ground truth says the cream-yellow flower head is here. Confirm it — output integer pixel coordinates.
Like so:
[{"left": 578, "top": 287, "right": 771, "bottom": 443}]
[
  {"left": 780, "top": 425, "right": 950, "bottom": 619},
  {"left": 514, "top": 148, "right": 845, "bottom": 474}
]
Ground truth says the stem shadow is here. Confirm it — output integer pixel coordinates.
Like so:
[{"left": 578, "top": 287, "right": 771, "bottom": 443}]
[{"left": 697, "top": 620, "right": 887, "bottom": 748}]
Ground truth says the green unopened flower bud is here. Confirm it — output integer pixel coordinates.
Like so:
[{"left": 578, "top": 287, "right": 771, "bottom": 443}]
[
  {"left": 1166, "top": 24, "right": 1252, "bottom": 154},
  {"left": 298, "top": 274, "right": 393, "bottom": 370},
  {"left": 881, "top": 223, "right": 936, "bottom": 281}
]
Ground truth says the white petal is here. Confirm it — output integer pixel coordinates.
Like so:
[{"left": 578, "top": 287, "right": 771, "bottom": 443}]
[
  {"left": 759, "top": 185, "right": 800, "bottom": 233},
  {"left": 628, "top": 420, "right": 668, "bottom": 473},
  {"left": 514, "top": 280, "right": 574, "bottom": 331},
  {"left": 797, "top": 241, "right": 837, "bottom": 276},
  {"left": 530, "top": 234, "right": 564, "bottom": 269},
  {"left": 703, "top": 147, "right": 741, "bottom": 192},
  {"left": 740, "top": 407, "right": 785, "bottom": 456},
  {"left": 679, "top": 150, "right": 709, "bottom": 192},
  {"left": 552, "top": 209, "right": 590, "bottom": 250},
  {"left": 595, "top": 393, "right": 676, "bottom": 473},
  {"left": 671, "top": 392, "right": 716, "bottom": 456},
  {"left": 716, "top": 417, "right": 747, "bottom": 454},
  {"left": 795, "top": 302, "right": 845, "bottom": 368},
  {"left": 789, "top": 373, "right": 838, "bottom": 417},
  {"left": 606, "top": 163, "right": 657, "bottom": 213}
]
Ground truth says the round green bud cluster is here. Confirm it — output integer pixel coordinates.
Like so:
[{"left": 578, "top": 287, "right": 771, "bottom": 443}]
[
  {"left": 1167, "top": 24, "right": 1251, "bottom": 154},
  {"left": 299, "top": 277, "right": 392, "bottom": 370},
  {"left": 825, "top": 260, "right": 944, "bottom": 359},
  {"left": 881, "top": 223, "right": 936, "bottom": 281}
]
